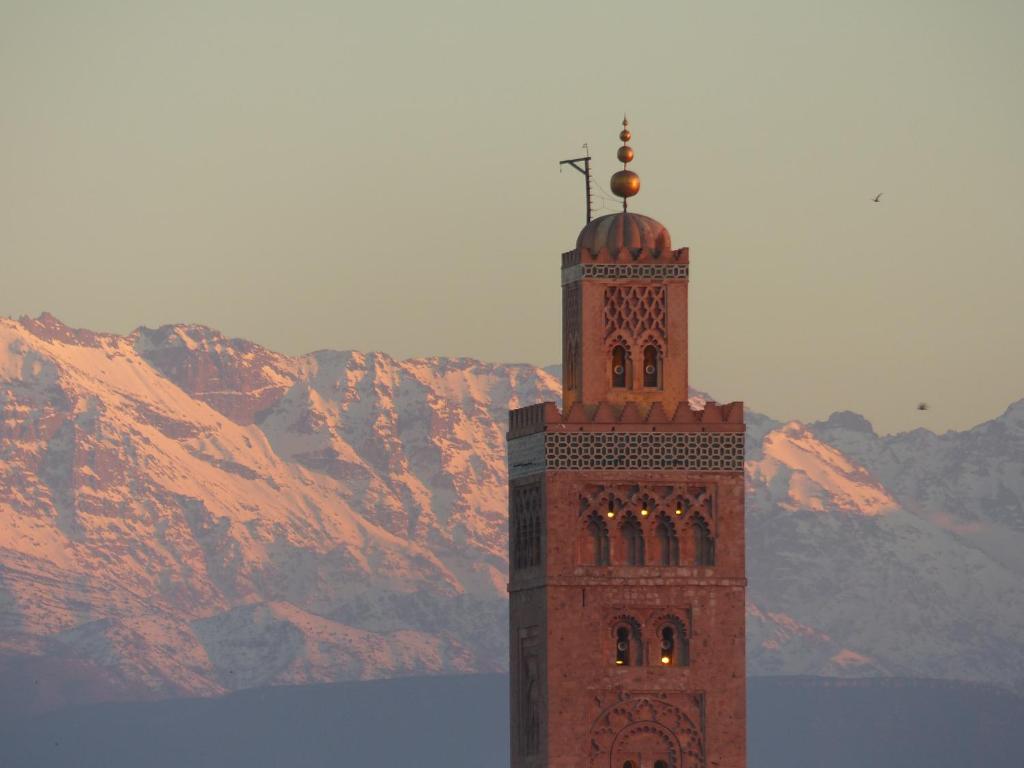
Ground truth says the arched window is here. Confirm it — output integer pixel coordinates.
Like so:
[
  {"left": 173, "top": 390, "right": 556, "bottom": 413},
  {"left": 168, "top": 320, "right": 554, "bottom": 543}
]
[
  {"left": 615, "top": 626, "right": 631, "bottom": 666},
  {"left": 611, "top": 345, "right": 628, "bottom": 388},
  {"left": 612, "top": 618, "right": 642, "bottom": 666},
  {"left": 582, "top": 513, "right": 610, "bottom": 566},
  {"left": 643, "top": 344, "right": 662, "bottom": 388},
  {"left": 654, "top": 517, "right": 678, "bottom": 566},
  {"left": 694, "top": 516, "right": 715, "bottom": 566},
  {"left": 654, "top": 616, "right": 689, "bottom": 667},
  {"left": 621, "top": 515, "right": 645, "bottom": 566},
  {"left": 658, "top": 626, "right": 677, "bottom": 666}
]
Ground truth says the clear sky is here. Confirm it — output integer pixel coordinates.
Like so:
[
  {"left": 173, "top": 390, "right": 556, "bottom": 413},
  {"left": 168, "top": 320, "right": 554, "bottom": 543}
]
[{"left": 1, "top": 1, "right": 1021, "bottom": 435}]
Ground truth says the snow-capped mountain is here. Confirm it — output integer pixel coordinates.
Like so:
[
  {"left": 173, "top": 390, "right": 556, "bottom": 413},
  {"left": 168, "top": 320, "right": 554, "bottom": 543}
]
[
  {"left": 745, "top": 418, "right": 1024, "bottom": 687},
  {"left": 1, "top": 314, "right": 1021, "bottom": 710}
]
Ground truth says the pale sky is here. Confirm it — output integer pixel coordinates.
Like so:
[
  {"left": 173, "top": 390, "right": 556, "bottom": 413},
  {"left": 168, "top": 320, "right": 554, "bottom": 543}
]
[{"left": 1, "top": 1, "right": 1021, "bottom": 435}]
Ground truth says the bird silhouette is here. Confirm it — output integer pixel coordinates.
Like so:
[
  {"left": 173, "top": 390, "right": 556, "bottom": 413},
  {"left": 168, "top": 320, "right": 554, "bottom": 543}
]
[
  {"left": 917, "top": 402, "right": 929, "bottom": 411},
  {"left": 872, "top": 193, "right": 883, "bottom": 203}
]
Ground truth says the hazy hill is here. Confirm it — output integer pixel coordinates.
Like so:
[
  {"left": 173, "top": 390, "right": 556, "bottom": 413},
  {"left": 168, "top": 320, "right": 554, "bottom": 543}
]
[{"left": 0, "top": 674, "right": 1021, "bottom": 768}]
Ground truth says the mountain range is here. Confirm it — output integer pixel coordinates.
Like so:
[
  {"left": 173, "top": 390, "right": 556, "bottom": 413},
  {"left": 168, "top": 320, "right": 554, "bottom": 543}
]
[{"left": 1, "top": 313, "right": 1021, "bottom": 712}]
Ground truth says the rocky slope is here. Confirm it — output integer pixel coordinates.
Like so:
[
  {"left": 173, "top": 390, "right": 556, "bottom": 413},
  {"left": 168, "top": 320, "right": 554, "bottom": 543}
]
[{"left": 1, "top": 313, "right": 1021, "bottom": 709}]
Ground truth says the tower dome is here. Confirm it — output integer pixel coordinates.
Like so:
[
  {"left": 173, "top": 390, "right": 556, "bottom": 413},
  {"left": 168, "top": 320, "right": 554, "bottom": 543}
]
[{"left": 576, "top": 211, "right": 672, "bottom": 256}]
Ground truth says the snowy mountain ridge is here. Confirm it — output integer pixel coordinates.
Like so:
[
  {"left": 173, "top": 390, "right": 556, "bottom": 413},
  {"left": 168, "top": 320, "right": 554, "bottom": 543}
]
[{"left": 0, "top": 313, "right": 1021, "bottom": 711}]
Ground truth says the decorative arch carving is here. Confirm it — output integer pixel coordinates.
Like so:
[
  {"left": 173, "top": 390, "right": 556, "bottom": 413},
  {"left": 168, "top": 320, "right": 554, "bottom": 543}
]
[
  {"left": 650, "top": 613, "right": 690, "bottom": 667},
  {"left": 604, "top": 332, "right": 634, "bottom": 355},
  {"left": 640, "top": 338, "right": 664, "bottom": 389},
  {"left": 606, "top": 334, "right": 633, "bottom": 390},
  {"left": 609, "top": 615, "right": 643, "bottom": 667},
  {"left": 636, "top": 332, "right": 666, "bottom": 355},
  {"left": 612, "top": 722, "right": 678, "bottom": 768},
  {"left": 691, "top": 514, "right": 715, "bottom": 567},
  {"left": 652, "top": 514, "right": 679, "bottom": 566},
  {"left": 675, "top": 486, "right": 714, "bottom": 529},
  {"left": 603, "top": 285, "right": 667, "bottom": 343},
  {"left": 619, "top": 512, "right": 645, "bottom": 566},
  {"left": 580, "top": 489, "right": 628, "bottom": 523},
  {"left": 588, "top": 693, "right": 705, "bottom": 768},
  {"left": 581, "top": 511, "right": 611, "bottom": 566}
]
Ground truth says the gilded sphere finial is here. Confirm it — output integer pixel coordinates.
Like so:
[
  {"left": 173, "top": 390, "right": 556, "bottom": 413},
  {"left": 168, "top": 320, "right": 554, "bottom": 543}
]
[
  {"left": 610, "top": 170, "right": 640, "bottom": 198},
  {"left": 611, "top": 115, "right": 640, "bottom": 206}
]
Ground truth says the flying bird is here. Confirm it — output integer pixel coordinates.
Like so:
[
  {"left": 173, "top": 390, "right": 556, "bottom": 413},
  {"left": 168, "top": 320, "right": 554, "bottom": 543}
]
[
  {"left": 872, "top": 193, "right": 883, "bottom": 203},
  {"left": 917, "top": 402, "right": 929, "bottom": 411}
]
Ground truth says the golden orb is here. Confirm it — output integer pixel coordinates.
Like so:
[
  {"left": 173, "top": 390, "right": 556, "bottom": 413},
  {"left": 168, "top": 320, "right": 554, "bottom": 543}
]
[
  {"left": 617, "top": 145, "right": 634, "bottom": 163},
  {"left": 610, "top": 169, "right": 640, "bottom": 198},
  {"left": 619, "top": 129, "right": 631, "bottom": 142}
]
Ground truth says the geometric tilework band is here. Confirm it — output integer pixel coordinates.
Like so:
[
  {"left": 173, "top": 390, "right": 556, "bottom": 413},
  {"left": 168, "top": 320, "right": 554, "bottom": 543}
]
[
  {"left": 508, "top": 431, "right": 744, "bottom": 478},
  {"left": 561, "top": 262, "right": 690, "bottom": 285}
]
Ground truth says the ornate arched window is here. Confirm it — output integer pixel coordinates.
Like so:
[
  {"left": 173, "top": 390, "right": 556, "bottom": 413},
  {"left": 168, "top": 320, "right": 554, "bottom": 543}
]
[
  {"left": 611, "top": 344, "right": 629, "bottom": 388},
  {"left": 612, "top": 617, "right": 642, "bottom": 666},
  {"left": 642, "top": 344, "right": 662, "bottom": 388},
  {"left": 693, "top": 515, "right": 715, "bottom": 567},
  {"left": 654, "top": 616, "right": 689, "bottom": 667},
  {"left": 620, "top": 514, "right": 645, "bottom": 566},
  {"left": 582, "top": 512, "right": 610, "bottom": 566},
  {"left": 654, "top": 517, "right": 679, "bottom": 566}
]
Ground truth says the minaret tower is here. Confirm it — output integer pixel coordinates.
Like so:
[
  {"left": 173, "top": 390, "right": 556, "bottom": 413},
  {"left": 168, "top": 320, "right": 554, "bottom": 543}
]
[{"left": 508, "top": 120, "right": 747, "bottom": 768}]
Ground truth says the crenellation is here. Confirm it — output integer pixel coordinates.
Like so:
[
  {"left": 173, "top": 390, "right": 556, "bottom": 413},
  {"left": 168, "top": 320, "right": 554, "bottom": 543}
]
[{"left": 507, "top": 399, "right": 745, "bottom": 435}]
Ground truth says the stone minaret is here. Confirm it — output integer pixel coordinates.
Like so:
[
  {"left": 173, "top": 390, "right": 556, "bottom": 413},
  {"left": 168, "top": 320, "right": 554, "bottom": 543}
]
[{"left": 508, "top": 120, "right": 747, "bottom": 768}]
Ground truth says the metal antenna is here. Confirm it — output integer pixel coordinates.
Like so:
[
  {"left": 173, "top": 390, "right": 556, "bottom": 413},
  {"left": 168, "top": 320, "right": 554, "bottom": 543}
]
[{"left": 560, "top": 143, "right": 593, "bottom": 224}]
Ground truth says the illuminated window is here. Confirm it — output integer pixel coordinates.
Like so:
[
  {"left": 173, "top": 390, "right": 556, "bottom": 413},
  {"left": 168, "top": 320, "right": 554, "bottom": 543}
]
[
  {"left": 659, "top": 626, "right": 676, "bottom": 665},
  {"left": 615, "top": 626, "right": 631, "bottom": 666},
  {"left": 613, "top": 618, "right": 642, "bottom": 666},
  {"left": 654, "top": 617, "right": 689, "bottom": 667}
]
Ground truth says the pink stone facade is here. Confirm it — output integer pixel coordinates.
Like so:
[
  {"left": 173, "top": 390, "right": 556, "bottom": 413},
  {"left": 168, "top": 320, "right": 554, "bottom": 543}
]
[{"left": 509, "top": 211, "right": 747, "bottom": 768}]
